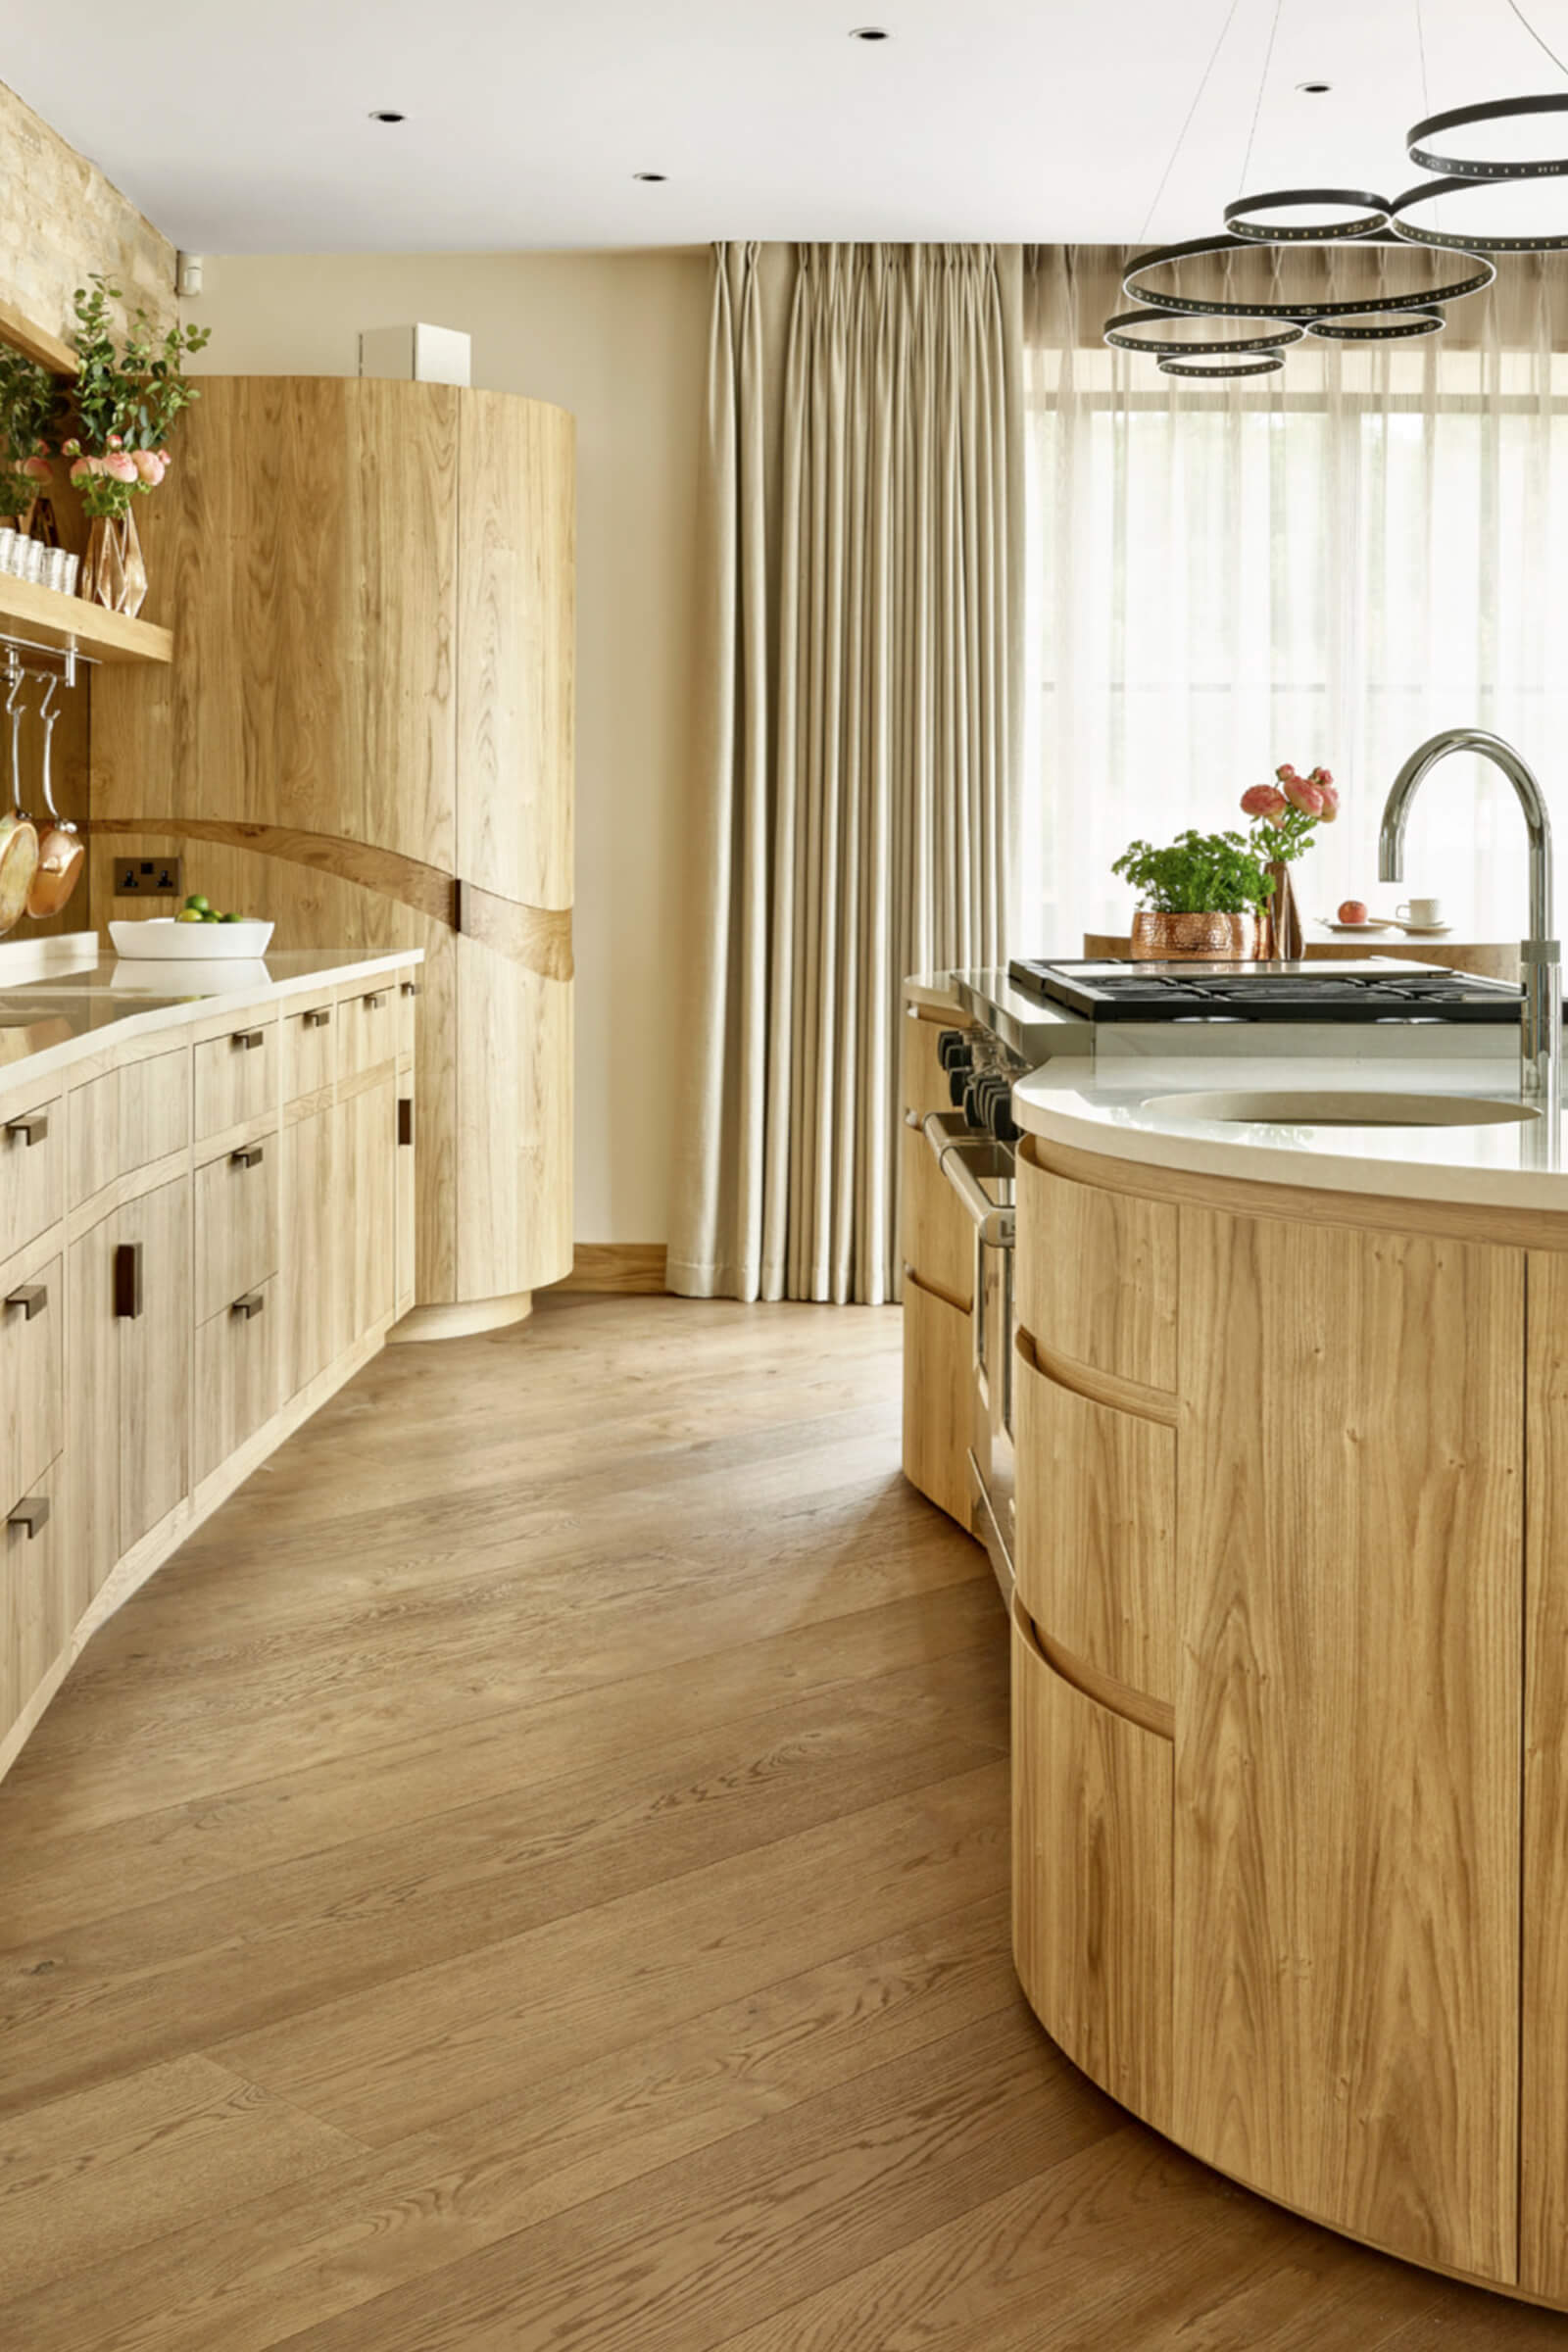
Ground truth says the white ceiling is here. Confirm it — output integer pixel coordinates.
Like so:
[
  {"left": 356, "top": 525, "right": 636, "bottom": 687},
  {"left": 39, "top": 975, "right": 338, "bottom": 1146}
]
[{"left": 1, "top": 0, "right": 1561, "bottom": 253}]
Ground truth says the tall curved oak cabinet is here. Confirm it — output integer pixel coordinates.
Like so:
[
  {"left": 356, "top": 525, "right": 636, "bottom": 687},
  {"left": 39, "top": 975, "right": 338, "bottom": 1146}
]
[{"left": 90, "top": 377, "right": 574, "bottom": 1335}]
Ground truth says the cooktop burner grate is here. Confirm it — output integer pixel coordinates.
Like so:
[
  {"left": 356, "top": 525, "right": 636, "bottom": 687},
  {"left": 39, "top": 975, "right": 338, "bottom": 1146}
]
[{"left": 1006, "top": 957, "right": 1524, "bottom": 1023}]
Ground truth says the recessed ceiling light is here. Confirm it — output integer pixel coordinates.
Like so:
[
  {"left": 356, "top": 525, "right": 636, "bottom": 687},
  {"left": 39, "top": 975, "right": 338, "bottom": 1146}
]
[
  {"left": 633, "top": 171, "right": 667, "bottom": 183},
  {"left": 368, "top": 109, "right": 406, "bottom": 122},
  {"left": 1297, "top": 80, "right": 1332, "bottom": 95},
  {"left": 850, "top": 25, "right": 892, "bottom": 39}
]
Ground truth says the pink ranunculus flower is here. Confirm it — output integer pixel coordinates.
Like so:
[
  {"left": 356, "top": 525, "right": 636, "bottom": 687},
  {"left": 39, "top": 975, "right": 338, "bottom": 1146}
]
[
  {"left": 103, "top": 453, "right": 139, "bottom": 483},
  {"left": 132, "top": 449, "right": 167, "bottom": 484},
  {"left": 1241, "top": 783, "right": 1288, "bottom": 821},
  {"left": 107, "top": 433, "right": 122, "bottom": 450},
  {"left": 69, "top": 456, "right": 96, "bottom": 482},
  {"left": 1315, "top": 781, "right": 1340, "bottom": 820},
  {"left": 19, "top": 456, "right": 51, "bottom": 480},
  {"left": 1275, "top": 763, "right": 1298, "bottom": 782},
  {"left": 1282, "top": 775, "right": 1324, "bottom": 816}
]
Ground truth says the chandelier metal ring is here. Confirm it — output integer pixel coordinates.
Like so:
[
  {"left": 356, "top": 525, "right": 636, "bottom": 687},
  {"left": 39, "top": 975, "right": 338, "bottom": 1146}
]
[
  {"left": 1390, "top": 174, "right": 1568, "bottom": 253},
  {"left": 1224, "top": 187, "right": 1394, "bottom": 240},
  {"left": 1304, "top": 305, "right": 1447, "bottom": 339},
  {"left": 1123, "top": 232, "right": 1495, "bottom": 318},
  {"left": 1157, "top": 353, "right": 1287, "bottom": 377},
  {"left": 1407, "top": 92, "right": 1568, "bottom": 180},
  {"left": 1103, "top": 309, "right": 1303, "bottom": 357}
]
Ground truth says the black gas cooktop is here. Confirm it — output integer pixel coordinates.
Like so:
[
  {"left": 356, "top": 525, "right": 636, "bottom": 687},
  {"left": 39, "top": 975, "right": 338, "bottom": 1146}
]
[{"left": 1006, "top": 957, "right": 1523, "bottom": 1023}]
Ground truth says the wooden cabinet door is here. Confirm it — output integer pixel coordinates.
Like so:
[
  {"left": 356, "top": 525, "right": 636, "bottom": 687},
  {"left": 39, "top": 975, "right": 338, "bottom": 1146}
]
[
  {"left": 345, "top": 1072, "right": 396, "bottom": 1342},
  {"left": 0, "top": 1461, "right": 66, "bottom": 1753},
  {"left": 283, "top": 1102, "right": 346, "bottom": 1396},
  {"left": 902, "top": 1271, "right": 973, "bottom": 1527},
  {"left": 395, "top": 1078, "right": 416, "bottom": 1322},
  {"left": 1173, "top": 1205, "right": 1524, "bottom": 2283},
  {"left": 68, "top": 1212, "right": 121, "bottom": 1601},
  {"left": 118, "top": 1175, "right": 191, "bottom": 1555}
]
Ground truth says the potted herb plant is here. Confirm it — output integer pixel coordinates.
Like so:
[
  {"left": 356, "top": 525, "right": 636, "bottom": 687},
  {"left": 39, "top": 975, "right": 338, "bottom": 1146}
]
[
  {"left": 1111, "top": 827, "right": 1275, "bottom": 960},
  {"left": 61, "top": 275, "right": 210, "bottom": 616}
]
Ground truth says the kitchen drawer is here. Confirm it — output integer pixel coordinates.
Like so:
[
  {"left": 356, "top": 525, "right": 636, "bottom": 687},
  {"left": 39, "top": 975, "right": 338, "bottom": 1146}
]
[
  {"left": 902, "top": 1268, "right": 973, "bottom": 1528},
  {"left": 0, "top": 1459, "right": 66, "bottom": 1752},
  {"left": 1017, "top": 1148, "right": 1177, "bottom": 1394},
  {"left": 194, "top": 1018, "right": 276, "bottom": 1140},
  {"left": 901, "top": 1113, "right": 973, "bottom": 1310},
  {"left": 194, "top": 1275, "right": 280, "bottom": 1486},
  {"left": 194, "top": 1140, "right": 278, "bottom": 1325},
  {"left": 338, "top": 981, "right": 396, "bottom": 1079},
  {"left": 1012, "top": 1597, "right": 1173, "bottom": 2131},
  {"left": 282, "top": 996, "right": 337, "bottom": 1102},
  {"left": 69, "top": 1050, "right": 189, "bottom": 1207},
  {"left": 397, "top": 972, "right": 420, "bottom": 1061},
  {"left": 0, "top": 1252, "right": 61, "bottom": 1517},
  {"left": 0, "top": 1097, "right": 62, "bottom": 1261},
  {"left": 1015, "top": 1333, "right": 1177, "bottom": 1705}
]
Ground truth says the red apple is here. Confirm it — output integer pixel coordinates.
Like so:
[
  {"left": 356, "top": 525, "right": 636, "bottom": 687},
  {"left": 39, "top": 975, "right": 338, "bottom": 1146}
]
[{"left": 1338, "top": 899, "right": 1368, "bottom": 925}]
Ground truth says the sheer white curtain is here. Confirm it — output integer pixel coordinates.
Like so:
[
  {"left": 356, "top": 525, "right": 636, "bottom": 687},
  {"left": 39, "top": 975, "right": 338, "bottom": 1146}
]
[{"left": 1021, "top": 246, "right": 1568, "bottom": 955}]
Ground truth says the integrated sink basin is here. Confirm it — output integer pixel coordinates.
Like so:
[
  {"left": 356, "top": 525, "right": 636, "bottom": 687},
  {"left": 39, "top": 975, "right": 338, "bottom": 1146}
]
[{"left": 1144, "top": 1088, "right": 1542, "bottom": 1129}]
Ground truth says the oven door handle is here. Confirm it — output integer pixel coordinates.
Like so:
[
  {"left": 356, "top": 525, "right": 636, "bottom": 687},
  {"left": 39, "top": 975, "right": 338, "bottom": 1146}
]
[{"left": 916, "top": 1111, "right": 1015, "bottom": 1249}]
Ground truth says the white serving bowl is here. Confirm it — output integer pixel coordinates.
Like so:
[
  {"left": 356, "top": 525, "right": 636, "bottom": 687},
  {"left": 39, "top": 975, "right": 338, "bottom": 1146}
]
[{"left": 110, "top": 916, "right": 274, "bottom": 960}]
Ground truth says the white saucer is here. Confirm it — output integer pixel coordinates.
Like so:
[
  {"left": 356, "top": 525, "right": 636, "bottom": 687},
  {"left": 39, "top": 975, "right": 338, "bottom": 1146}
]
[
  {"left": 1317, "top": 918, "right": 1397, "bottom": 936},
  {"left": 1390, "top": 919, "right": 1453, "bottom": 937}
]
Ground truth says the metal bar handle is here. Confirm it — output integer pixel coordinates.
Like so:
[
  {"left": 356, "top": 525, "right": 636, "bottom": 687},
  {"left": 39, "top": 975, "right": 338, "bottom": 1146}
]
[
  {"left": 5, "top": 1282, "right": 47, "bottom": 1319},
  {"left": 231, "top": 1292, "right": 266, "bottom": 1320},
  {"left": 231, "top": 1028, "right": 265, "bottom": 1052},
  {"left": 230, "top": 1144, "right": 266, "bottom": 1170},
  {"left": 8, "top": 1494, "right": 50, "bottom": 1539},
  {"left": 6, "top": 1109, "right": 49, "bottom": 1146},
  {"left": 304, "top": 1006, "right": 332, "bottom": 1029},
  {"left": 919, "top": 1111, "right": 1015, "bottom": 1249}
]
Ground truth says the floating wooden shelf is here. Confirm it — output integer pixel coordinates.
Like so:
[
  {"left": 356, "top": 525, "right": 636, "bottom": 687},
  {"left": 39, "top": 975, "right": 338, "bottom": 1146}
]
[
  {"left": 0, "top": 296, "right": 76, "bottom": 376},
  {"left": 0, "top": 570, "right": 171, "bottom": 664}
]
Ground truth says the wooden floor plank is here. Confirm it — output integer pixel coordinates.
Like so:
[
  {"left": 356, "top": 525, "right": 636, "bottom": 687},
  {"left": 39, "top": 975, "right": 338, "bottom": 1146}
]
[{"left": 0, "top": 1297, "right": 1553, "bottom": 2347}]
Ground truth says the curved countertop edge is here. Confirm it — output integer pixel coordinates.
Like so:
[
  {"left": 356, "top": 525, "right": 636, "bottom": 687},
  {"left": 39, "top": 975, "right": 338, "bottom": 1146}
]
[
  {"left": 0, "top": 948, "right": 424, "bottom": 1101},
  {"left": 1012, "top": 1054, "right": 1568, "bottom": 1219}
]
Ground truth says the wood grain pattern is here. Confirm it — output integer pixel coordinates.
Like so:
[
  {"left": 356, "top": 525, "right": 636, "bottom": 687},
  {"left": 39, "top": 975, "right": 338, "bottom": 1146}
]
[
  {"left": 0, "top": 1460, "right": 64, "bottom": 1758},
  {"left": 1014, "top": 1333, "right": 1177, "bottom": 1705},
  {"left": 1016, "top": 1152, "right": 1177, "bottom": 1392},
  {"left": 1521, "top": 1245, "right": 1568, "bottom": 2299},
  {"left": 457, "top": 389, "right": 574, "bottom": 910},
  {"left": 552, "top": 1243, "right": 667, "bottom": 1295},
  {"left": 901, "top": 1116, "right": 973, "bottom": 1312},
  {"left": 193, "top": 1279, "right": 280, "bottom": 1489},
  {"left": 0, "top": 294, "right": 77, "bottom": 374},
  {"left": 0, "top": 1298, "right": 1559, "bottom": 2343},
  {"left": 0, "top": 1245, "right": 61, "bottom": 1520},
  {"left": 193, "top": 1020, "right": 275, "bottom": 1143},
  {"left": 91, "top": 375, "right": 574, "bottom": 1310},
  {"left": 0, "top": 570, "right": 171, "bottom": 662},
  {"left": 192, "top": 1145, "right": 277, "bottom": 1325},
  {"left": 1173, "top": 1204, "right": 1524, "bottom": 2281},
  {"left": 902, "top": 1270, "right": 973, "bottom": 1527},
  {"left": 0, "top": 1092, "right": 63, "bottom": 1263},
  {"left": 117, "top": 1173, "right": 191, "bottom": 1562},
  {"left": 1011, "top": 1599, "right": 1173, "bottom": 2132}
]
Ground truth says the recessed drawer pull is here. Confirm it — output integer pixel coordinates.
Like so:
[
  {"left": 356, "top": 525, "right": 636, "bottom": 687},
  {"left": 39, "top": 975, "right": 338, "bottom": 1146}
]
[
  {"left": 401, "top": 980, "right": 421, "bottom": 998},
  {"left": 398, "top": 1097, "right": 414, "bottom": 1147},
  {"left": 362, "top": 991, "right": 387, "bottom": 1010},
  {"left": 230, "top": 1144, "right": 266, "bottom": 1170},
  {"left": 6, "top": 1109, "right": 48, "bottom": 1146},
  {"left": 304, "top": 1007, "right": 332, "bottom": 1029},
  {"left": 5, "top": 1282, "right": 47, "bottom": 1319},
  {"left": 231, "top": 1028, "right": 265, "bottom": 1052},
  {"left": 114, "top": 1242, "right": 143, "bottom": 1320},
  {"left": 7, "top": 1494, "right": 50, "bottom": 1540},
  {"left": 231, "top": 1292, "right": 266, "bottom": 1320}
]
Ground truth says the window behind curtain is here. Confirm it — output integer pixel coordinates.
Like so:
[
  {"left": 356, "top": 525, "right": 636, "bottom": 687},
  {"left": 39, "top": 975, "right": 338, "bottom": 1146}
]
[{"left": 1020, "top": 248, "right": 1568, "bottom": 956}]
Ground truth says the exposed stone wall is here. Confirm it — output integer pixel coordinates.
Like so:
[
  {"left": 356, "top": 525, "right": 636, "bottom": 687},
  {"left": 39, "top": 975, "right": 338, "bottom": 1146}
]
[{"left": 0, "top": 79, "right": 175, "bottom": 342}]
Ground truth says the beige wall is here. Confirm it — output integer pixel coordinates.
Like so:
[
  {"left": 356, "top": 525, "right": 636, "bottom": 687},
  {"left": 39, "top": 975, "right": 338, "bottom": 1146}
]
[
  {"left": 183, "top": 250, "right": 708, "bottom": 1248},
  {"left": 0, "top": 77, "right": 175, "bottom": 337}
]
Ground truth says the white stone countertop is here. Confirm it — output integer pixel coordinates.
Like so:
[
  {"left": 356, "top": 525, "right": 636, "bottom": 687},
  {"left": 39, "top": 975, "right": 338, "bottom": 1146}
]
[
  {"left": 1012, "top": 1046, "right": 1568, "bottom": 1213},
  {"left": 0, "top": 943, "right": 422, "bottom": 1096}
]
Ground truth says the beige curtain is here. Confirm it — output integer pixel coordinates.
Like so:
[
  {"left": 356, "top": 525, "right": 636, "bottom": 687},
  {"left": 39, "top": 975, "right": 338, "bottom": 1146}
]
[
  {"left": 670, "top": 241, "right": 1022, "bottom": 1305},
  {"left": 1024, "top": 243, "right": 1568, "bottom": 950}
]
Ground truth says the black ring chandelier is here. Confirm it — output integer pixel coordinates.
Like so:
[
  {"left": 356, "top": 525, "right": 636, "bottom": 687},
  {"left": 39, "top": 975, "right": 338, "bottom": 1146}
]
[
  {"left": 1223, "top": 187, "right": 1393, "bottom": 239},
  {"left": 1407, "top": 91, "right": 1568, "bottom": 179},
  {"left": 1390, "top": 174, "right": 1568, "bottom": 253},
  {"left": 1103, "top": 308, "right": 1304, "bottom": 357},
  {"left": 1122, "top": 232, "right": 1494, "bottom": 321},
  {"left": 1303, "top": 305, "right": 1447, "bottom": 339},
  {"left": 1158, "top": 353, "right": 1286, "bottom": 377}
]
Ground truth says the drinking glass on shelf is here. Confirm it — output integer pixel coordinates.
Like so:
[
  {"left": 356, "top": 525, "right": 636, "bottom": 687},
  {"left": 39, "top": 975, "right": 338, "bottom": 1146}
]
[
  {"left": 21, "top": 538, "right": 46, "bottom": 586},
  {"left": 0, "top": 527, "right": 15, "bottom": 576},
  {"left": 45, "top": 548, "right": 78, "bottom": 596}
]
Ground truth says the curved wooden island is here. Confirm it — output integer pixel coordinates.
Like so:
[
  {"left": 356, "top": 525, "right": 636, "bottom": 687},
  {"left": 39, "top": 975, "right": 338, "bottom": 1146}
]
[{"left": 1009, "top": 1053, "right": 1568, "bottom": 2309}]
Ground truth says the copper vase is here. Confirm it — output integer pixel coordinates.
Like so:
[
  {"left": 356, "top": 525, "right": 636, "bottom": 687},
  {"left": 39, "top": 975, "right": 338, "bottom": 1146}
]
[
  {"left": 1130, "top": 909, "right": 1263, "bottom": 962},
  {"left": 83, "top": 511, "right": 148, "bottom": 617},
  {"left": 1263, "top": 861, "right": 1303, "bottom": 961}
]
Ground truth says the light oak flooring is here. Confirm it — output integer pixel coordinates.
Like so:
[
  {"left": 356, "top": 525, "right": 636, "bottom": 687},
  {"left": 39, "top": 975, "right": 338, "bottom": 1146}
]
[{"left": 0, "top": 1295, "right": 1564, "bottom": 2349}]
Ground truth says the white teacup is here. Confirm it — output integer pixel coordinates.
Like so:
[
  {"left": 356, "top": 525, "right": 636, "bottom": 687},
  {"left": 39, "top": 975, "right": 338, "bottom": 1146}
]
[{"left": 1397, "top": 898, "right": 1445, "bottom": 928}]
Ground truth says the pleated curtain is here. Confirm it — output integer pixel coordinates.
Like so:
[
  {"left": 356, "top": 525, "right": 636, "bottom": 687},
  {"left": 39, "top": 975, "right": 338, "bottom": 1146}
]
[{"left": 669, "top": 241, "right": 1022, "bottom": 1305}]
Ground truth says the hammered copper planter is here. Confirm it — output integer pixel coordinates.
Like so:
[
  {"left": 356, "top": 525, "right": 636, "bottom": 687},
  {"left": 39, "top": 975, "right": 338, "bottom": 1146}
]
[{"left": 1130, "top": 909, "right": 1263, "bottom": 962}]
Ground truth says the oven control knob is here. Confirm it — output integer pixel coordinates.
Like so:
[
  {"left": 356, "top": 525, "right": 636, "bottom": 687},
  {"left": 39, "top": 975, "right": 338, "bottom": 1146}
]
[
  {"left": 972, "top": 1074, "right": 1006, "bottom": 1133},
  {"left": 936, "top": 1029, "right": 971, "bottom": 1071},
  {"left": 988, "top": 1089, "right": 1021, "bottom": 1145}
]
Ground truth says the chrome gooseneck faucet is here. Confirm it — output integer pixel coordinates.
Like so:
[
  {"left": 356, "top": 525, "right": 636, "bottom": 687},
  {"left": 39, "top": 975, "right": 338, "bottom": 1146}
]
[{"left": 1378, "top": 728, "right": 1561, "bottom": 1108}]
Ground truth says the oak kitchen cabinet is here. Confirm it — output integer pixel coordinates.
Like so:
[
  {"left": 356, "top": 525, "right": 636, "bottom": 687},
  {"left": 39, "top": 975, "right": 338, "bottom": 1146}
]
[{"left": 0, "top": 945, "right": 420, "bottom": 1782}]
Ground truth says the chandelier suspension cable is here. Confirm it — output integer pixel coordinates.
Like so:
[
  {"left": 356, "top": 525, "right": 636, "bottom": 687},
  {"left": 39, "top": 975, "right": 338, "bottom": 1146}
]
[
  {"left": 1501, "top": 0, "right": 1568, "bottom": 82},
  {"left": 1135, "top": 0, "right": 1250, "bottom": 245},
  {"left": 1238, "top": 0, "right": 1287, "bottom": 199}
]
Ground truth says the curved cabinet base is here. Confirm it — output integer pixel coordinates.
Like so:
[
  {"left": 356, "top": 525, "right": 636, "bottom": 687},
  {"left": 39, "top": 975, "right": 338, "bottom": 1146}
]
[{"left": 390, "top": 1292, "right": 534, "bottom": 1343}]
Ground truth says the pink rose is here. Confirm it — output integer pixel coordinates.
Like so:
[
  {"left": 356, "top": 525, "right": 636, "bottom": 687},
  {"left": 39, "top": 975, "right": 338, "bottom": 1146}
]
[
  {"left": 1242, "top": 783, "right": 1288, "bottom": 821},
  {"left": 1315, "top": 782, "right": 1340, "bottom": 821},
  {"left": 1283, "top": 775, "right": 1324, "bottom": 816}
]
